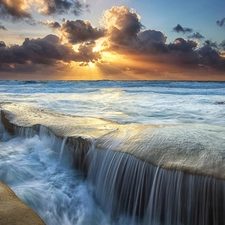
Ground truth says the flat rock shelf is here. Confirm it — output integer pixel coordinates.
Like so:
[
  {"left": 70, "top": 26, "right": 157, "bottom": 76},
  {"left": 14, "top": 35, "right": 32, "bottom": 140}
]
[{"left": 1, "top": 102, "right": 225, "bottom": 225}]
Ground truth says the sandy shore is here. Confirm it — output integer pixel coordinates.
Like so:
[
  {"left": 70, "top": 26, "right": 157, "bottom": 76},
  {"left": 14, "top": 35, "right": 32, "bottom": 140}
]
[{"left": 0, "top": 181, "right": 45, "bottom": 225}]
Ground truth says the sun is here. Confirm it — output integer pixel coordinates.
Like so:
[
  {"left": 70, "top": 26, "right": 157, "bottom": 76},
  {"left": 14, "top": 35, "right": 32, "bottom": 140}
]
[{"left": 88, "top": 61, "right": 95, "bottom": 67}]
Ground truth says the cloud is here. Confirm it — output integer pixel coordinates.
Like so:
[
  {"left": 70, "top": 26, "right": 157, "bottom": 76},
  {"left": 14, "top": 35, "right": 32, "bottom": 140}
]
[
  {"left": 216, "top": 18, "right": 225, "bottom": 27},
  {"left": 138, "top": 30, "right": 167, "bottom": 44},
  {"left": 168, "top": 38, "right": 198, "bottom": 53},
  {"left": 137, "top": 29, "right": 169, "bottom": 53},
  {"left": 0, "top": 41, "right": 6, "bottom": 47},
  {"left": 198, "top": 44, "right": 221, "bottom": 66},
  {"left": 0, "top": 4, "right": 224, "bottom": 79},
  {"left": 0, "top": 0, "right": 33, "bottom": 24},
  {"left": 173, "top": 24, "right": 193, "bottom": 34},
  {"left": 61, "top": 20, "right": 105, "bottom": 44},
  {"left": 220, "top": 40, "right": 225, "bottom": 51},
  {"left": 204, "top": 40, "right": 218, "bottom": 49},
  {"left": 97, "top": 6, "right": 224, "bottom": 77},
  {"left": 0, "top": 0, "right": 88, "bottom": 23},
  {"left": 0, "top": 22, "right": 7, "bottom": 30},
  {"left": 77, "top": 41, "right": 101, "bottom": 63},
  {"left": 39, "top": 0, "right": 89, "bottom": 16},
  {"left": 0, "top": 34, "right": 101, "bottom": 73},
  {"left": 101, "top": 6, "right": 143, "bottom": 45},
  {"left": 187, "top": 32, "right": 204, "bottom": 40},
  {"left": 40, "top": 20, "right": 61, "bottom": 29}
]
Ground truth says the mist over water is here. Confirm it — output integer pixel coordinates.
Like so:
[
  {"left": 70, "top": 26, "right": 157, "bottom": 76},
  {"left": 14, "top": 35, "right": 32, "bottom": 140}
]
[{"left": 0, "top": 81, "right": 225, "bottom": 225}]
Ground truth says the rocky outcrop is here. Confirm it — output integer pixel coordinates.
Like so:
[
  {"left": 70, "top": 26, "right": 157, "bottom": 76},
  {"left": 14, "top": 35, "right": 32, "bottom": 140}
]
[
  {"left": 1, "top": 102, "right": 225, "bottom": 225},
  {"left": 1, "top": 102, "right": 225, "bottom": 180}
]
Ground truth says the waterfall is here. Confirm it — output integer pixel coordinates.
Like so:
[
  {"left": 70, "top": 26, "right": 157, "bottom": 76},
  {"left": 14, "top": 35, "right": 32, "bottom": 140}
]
[
  {"left": 1, "top": 107, "right": 225, "bottom": 225},
  {"left": 86, "top": 148, "right": 225, "bottom": 225},
  {"left": 59, "top": 137, "right": 68, "bottom": 161}
]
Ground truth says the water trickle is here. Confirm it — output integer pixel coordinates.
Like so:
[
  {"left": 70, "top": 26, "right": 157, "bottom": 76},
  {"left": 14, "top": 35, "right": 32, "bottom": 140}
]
[{"left": 59, "top": 137, "right": 68, "bottom": 161}]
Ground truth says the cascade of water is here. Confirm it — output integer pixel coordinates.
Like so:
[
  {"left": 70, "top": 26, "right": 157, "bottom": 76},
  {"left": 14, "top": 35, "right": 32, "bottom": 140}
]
[
  {"left": 1, "top": 109, "right": 225, "bottom": 225},
  {"left": 86, "top": 148, "right": 225, "bottom": 225},
  {"left": 67, "top": 136, "right": 91, "bottom": 171},
  {"left": 0, "top": 110, "right": 4, "bottom": 132},
  {"left": 59, "top": 136, "right": 68, "bottom": 161},
  {"left": 14, "top": 125, "right": 37, "bottom": 138},
  {"left": 0, "top": 110, "right": 5, "bottom": 140},
  {"left": 0, "top": 111, "right": 15, "bottom": 141},
  {"left": 38, "top": 125, "right": 62, "bottom": 151}
]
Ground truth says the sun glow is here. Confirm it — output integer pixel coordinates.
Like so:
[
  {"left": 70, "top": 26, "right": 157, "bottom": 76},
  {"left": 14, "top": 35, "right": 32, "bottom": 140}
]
[
  {"left": 64, "top": 61, "right": 103, "bottom": 80},
  {"left": 93, "top": 38, "right": 107, "bottom": 52},
  {"left": 88, "top": 61, "right": 95, "bottom": 67}
]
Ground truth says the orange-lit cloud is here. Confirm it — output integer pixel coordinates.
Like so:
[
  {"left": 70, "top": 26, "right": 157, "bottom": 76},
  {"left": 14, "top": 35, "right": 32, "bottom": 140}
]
[
  {"left": 0, "top": 0, "right": 88, "bottom": 21},
  {"left": 0, "top": 0, "right": 32, "bottom": 20},
  {"left": 39, "top": 20, "right": 61, "bottom": 29}
]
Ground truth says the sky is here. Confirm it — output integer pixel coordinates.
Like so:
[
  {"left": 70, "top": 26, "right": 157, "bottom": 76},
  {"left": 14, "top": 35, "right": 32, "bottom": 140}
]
[{"left": 0, "top": 0, "right": 225, "bottom": 80}]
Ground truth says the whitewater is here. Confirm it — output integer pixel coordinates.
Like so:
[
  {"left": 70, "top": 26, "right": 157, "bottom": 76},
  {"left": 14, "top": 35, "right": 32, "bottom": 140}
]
[{"left": 0, "top": 80, "right": 225, "bottom": 225}]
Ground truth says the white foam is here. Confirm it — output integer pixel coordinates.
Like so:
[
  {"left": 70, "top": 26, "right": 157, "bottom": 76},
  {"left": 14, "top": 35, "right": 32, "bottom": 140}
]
[{"left": 0, "top": 133, "right": 110, "bottom": 225}]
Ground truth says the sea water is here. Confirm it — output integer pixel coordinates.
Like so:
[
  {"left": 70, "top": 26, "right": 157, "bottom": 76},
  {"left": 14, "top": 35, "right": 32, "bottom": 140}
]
[{"left": 0, "top": 80, "right": 225, "bottom": 225}]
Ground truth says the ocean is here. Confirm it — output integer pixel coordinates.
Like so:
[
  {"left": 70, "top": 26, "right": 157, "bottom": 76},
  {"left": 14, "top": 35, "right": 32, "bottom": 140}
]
[{"left": 0, "top": 80, "right": 225, "bottom": 225}]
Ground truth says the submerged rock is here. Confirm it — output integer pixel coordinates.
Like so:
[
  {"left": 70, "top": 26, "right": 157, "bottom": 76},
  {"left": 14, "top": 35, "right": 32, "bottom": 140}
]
[{"left": 215, "top": 101, "right": 225, "bottom": 105}]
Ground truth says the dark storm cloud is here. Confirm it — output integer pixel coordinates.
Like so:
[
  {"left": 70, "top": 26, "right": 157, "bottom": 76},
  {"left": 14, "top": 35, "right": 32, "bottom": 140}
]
[
  {"left": 216, "top": 18, "right": 225, "bottom": 27},
  {"left": 40, "top": 0, "right": 89, "bottom": 16},
  {"left": 61, "top": 20, "right": 105, "bottom": 44},
  {"left": 0, "top": 34, "right": 101, "bottom": 72},
  {"left": 187, "top": 32, "right": 204, "bottom": 40},
  {"left": 173, "top": 24, "right": 193, "bottom": 34}
]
